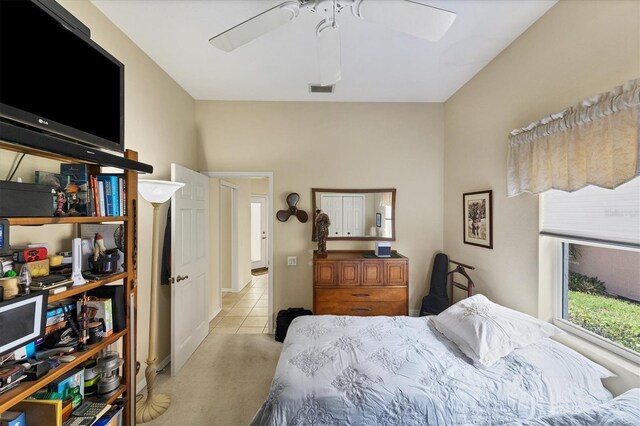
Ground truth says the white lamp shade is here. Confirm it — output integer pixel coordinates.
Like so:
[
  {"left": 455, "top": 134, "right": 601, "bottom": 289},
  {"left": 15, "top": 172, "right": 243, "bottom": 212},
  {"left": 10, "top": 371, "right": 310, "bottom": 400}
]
[{"left": 138, "top": 179, "right": 185, "bottom": 204}]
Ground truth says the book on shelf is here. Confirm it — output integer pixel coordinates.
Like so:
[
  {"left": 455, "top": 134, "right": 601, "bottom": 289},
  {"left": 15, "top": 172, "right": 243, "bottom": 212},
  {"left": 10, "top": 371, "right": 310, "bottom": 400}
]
[
  {"left": 60, "top": 163, "right": 88, "bottom": 184},
  {"left": 86, "top": 174, "right": 124, "bottom": 217},
  {"left": 13, "top": 399, "right": 62, "bottom": 426},
  {"left": 97, "top": 179, "right": 106, "bottom": 217}
]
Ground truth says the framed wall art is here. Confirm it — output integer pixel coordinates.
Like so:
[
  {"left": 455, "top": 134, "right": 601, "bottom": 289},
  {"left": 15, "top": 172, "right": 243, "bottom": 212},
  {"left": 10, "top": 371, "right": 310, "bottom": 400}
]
[{"left": 463, "top": 190, "right": 493, "bottom": 249}]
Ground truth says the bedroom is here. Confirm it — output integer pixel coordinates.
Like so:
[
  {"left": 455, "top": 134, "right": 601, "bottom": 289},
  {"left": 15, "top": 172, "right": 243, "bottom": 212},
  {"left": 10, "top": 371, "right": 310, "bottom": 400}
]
[{"left": 0, "top": 0, "right": 637, "bottom": 424}]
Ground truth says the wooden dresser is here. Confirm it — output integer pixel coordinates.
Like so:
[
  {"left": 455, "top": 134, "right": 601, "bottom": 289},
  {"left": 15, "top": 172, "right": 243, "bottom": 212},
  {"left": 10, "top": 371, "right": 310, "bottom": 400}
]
[{"left": 313, "top": 250, "right": 408, "bottom": 316}]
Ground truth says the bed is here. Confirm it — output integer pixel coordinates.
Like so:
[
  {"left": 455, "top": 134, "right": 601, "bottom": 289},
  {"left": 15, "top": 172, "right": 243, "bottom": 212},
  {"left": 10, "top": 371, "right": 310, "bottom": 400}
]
[{"left": 251, "top": 296, "right": 636, "bottom": 425}]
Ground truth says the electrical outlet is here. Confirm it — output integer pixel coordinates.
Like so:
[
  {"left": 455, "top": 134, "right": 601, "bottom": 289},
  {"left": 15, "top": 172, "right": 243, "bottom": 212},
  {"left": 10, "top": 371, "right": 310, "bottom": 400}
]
[{"left": 287, "top": 256, "right": 297, "bottom": 266}]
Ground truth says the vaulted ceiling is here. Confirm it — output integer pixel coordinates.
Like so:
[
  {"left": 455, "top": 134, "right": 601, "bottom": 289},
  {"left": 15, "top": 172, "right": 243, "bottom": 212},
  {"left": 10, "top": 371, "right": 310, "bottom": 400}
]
[{"left": 92, "top": 0, "right": 557, "bottom": 102}]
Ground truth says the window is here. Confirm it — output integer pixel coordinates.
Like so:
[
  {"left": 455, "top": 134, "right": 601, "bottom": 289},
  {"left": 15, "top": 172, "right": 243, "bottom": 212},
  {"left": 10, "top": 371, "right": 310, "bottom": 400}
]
[
  {"left": 541, "top": 177, "right": 640, "bottom": 362},
  {"left": 561, "top": 242, "right": 639, "bottom": 356}
]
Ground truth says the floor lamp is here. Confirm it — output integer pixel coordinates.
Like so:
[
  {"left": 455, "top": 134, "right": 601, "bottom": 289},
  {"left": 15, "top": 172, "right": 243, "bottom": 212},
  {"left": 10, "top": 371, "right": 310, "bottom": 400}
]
[{"left": 136, "top": 179, "right": 184, "bottom": 424}]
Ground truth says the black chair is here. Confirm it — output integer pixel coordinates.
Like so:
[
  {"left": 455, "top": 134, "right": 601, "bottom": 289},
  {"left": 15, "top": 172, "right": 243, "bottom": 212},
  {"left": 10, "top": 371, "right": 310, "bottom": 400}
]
[{"left": 419, "top": 253, "right": 450, "bottom": 316}]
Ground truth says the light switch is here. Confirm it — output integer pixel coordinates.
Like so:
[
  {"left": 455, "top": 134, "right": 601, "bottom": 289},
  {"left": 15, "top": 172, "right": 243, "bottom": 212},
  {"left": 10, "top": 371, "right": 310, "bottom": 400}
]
[{"left": 287, "top": 256, "right": 297, "bottom": 266}]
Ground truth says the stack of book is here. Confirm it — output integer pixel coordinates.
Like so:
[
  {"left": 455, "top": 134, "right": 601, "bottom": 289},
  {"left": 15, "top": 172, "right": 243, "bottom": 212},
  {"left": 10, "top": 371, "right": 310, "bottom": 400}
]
[
  {"left": 44, "top": 299, "right": 76, "bottom": 337},
  {"left": 88, "top": 174, "right": 126, "bottom": 217}
]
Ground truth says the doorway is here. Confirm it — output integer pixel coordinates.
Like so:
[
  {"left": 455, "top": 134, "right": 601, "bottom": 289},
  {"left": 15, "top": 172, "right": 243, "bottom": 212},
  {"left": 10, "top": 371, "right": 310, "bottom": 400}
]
[
  {"left": 251, "top": 195, "right": 268, "bottom": 271},
  {"left": 204, "top": 172, "right": 274, "bottom": 333}
]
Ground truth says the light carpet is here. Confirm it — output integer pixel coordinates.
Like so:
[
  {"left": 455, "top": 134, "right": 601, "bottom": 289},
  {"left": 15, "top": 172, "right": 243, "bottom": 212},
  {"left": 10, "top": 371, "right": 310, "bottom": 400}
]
[{"left": 144, "top": 333, "right": 281, "bottom": 426}]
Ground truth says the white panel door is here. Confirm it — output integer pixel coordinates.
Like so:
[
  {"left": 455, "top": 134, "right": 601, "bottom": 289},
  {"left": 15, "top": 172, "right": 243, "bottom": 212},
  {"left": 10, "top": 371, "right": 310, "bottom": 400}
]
[
  {"left": 344, "top": 195, "right": 365, "bottom": 237},
  {"left": 321, "top": 195, "right": 343, "bottom": 237},
  {"left": 250, "top": 195, "right": 267, "bottom": 269},
  {"left": 171, "top": 164, "right": 209, "bottom": 376}
]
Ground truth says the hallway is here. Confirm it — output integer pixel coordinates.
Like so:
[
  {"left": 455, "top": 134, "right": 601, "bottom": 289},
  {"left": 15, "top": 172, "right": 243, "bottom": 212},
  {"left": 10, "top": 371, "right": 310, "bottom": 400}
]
[{"left": 209, "top": 273, "right": 270, "bottom": 334}]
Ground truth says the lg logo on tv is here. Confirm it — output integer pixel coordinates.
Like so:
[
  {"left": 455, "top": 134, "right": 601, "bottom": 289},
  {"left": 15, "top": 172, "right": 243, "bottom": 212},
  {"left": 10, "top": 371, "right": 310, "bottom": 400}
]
[{"left": 38, "top": 118, "right": 49, "bottom": 125}]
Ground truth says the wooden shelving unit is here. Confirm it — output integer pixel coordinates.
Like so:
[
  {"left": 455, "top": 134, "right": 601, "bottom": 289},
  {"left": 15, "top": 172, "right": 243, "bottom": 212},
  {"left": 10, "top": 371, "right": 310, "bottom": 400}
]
[
  {"left": 7, "top": 216, "right": 127, "bottom": 226},
  {"left": 0, "top": 143, "right": 140, "bottom": 425}
]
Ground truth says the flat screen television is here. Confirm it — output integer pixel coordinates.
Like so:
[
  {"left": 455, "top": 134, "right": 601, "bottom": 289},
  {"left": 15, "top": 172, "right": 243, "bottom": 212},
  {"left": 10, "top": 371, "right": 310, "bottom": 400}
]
[{"left": 0, "top": 0, "right": 124, "bottom": 153}]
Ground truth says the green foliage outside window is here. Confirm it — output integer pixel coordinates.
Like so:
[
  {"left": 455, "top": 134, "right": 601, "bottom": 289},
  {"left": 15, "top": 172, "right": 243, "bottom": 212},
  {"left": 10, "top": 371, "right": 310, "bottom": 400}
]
[
  {"left": 568, "top": 271, "right": 607, "bottom": 295},
  {"left": 568, "top": 290, "right": 640, "bottom": 353}
]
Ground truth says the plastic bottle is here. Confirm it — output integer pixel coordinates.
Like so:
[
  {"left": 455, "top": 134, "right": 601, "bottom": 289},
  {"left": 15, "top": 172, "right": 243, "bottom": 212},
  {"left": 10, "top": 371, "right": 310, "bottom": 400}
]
[{"left": 18, "top": 265, "right": 31, "bottom": 295}]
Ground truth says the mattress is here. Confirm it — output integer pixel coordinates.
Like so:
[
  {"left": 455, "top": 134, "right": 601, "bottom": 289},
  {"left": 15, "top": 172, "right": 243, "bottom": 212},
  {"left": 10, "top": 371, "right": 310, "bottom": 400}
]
[{"left": 251, "top": 315, "right": 613, "bottom": 425}]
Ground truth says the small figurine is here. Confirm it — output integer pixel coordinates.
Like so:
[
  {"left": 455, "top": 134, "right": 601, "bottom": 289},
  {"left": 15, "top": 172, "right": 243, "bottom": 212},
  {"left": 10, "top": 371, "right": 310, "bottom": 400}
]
[
  {"left": 67, "top": 192, "right": 81, "bottom": 216},
  {"left": 54, "top": 191, "right": 67, "bottom": 216},
  {"left": 93, "top": 233, "right": 107, "bottom": 261},
  {"left": 314, "top": 209, "right": 331, "bottom": 256}
]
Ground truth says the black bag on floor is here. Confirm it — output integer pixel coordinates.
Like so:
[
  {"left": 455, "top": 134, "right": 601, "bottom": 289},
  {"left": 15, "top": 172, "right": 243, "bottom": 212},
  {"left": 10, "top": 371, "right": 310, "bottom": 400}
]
[{"left": 275, "top": 307, "right": 312, "bottom": 342}]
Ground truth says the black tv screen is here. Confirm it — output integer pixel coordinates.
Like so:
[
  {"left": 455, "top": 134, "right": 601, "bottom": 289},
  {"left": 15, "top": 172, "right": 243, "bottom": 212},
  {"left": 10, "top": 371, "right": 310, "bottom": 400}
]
[{"left": 0, "top": 0, "right": 124, "bottom": 153}]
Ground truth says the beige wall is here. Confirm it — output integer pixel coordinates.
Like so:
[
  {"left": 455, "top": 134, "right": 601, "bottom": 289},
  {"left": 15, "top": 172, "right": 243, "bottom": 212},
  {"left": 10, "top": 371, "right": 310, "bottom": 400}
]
[
  {"left": 0, "top": 0, "right": 199, "bottom": 386},
  {"left": 443, "top": 0, "right": 640, "bottom": 394},
  {"left": 251, "top": 178, "right": 269, "bottom": 196},
  {"left": 196, "top": 102, "right": 444, "bottom": 316}
]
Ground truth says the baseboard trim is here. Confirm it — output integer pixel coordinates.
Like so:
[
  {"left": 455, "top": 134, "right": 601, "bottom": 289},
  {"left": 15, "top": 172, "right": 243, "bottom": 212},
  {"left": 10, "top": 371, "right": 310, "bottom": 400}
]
[
  {"left": 157, "top": 355, "right": 171, "bottom": 371},
  {"left": 136, "top": 355, "right": 171, "bottom": 394},
  {"left": 209, "top": 306, "right": 221, "bottom": 322}
]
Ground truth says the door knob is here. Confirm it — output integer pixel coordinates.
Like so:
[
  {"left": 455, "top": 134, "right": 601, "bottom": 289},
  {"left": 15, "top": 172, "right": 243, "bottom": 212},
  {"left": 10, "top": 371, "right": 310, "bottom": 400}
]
[{"left": 176, "top": 275, "right": 189, "bottom": 282}]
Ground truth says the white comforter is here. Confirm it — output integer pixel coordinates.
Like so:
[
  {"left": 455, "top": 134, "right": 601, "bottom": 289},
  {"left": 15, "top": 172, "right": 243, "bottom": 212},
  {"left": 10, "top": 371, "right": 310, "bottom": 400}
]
[
  {"left": 517, "top": 388, "right": 640, "bottom": 426},
  {"left": 252, "top": 315, "right": 614, "bottom": 426}
]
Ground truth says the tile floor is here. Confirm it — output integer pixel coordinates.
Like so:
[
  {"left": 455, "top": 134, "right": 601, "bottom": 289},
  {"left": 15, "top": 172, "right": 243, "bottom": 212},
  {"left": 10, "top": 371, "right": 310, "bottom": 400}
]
[{"left": 209, "top": 273, "right": 271, "bottom": 334}]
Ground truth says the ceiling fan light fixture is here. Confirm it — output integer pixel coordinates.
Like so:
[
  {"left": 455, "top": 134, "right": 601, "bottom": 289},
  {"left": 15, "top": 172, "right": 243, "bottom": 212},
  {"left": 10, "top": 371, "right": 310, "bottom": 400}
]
[
  {"left": 352, "top": 0, "right": 456, "bottom": 42},
  {"left": 209, "top": 1, "right": 301, "bottom": 52},
  {"left": 316, "top": 18, "right": 342, "bottom": 86}
]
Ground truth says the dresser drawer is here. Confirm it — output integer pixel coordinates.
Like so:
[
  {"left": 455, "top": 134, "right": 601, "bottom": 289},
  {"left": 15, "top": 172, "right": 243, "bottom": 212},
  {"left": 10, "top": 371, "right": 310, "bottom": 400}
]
[
  {"left": 315, "top": 300, "right": 406, "bottom": 316},
  {"left": 315, "top": 287, "right": 406, "bottom": 303}
]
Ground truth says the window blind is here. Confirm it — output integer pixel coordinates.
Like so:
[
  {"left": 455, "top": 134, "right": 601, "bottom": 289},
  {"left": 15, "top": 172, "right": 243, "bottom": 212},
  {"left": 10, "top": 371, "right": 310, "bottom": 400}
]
[{"left": 541, "top": 177, "right": 640, "bottom": 247}]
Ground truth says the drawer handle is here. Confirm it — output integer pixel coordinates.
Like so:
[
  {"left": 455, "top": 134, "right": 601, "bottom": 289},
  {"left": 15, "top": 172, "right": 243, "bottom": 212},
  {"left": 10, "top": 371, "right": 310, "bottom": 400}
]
[
  {"left": 351, "top": 307, "right": 372, "bottom": 312},
  {"left": 352, "top": 293, "right": 370, "bottom": 297}
]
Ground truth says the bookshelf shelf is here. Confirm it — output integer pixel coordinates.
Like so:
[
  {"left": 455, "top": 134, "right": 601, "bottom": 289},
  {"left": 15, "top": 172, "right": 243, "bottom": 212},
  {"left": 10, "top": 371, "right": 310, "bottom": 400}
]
[
  {"left": 0, "top": 330, "right": 127, "bottom": 413},
  {"left": 7, "top": 216, "right": 127, "bottom": 226},
  {"left": 48, "top": 272, "right": 129, "bottom": 303},
  {"left": 93, "top": 385, "right": 127, "bottom": 406}
]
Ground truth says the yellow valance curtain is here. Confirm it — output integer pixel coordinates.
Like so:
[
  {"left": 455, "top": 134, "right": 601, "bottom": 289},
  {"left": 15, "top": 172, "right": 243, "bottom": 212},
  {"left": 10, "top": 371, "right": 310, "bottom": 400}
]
[{"left": 507, "top": 78, "right": 639, "bottom": 197}]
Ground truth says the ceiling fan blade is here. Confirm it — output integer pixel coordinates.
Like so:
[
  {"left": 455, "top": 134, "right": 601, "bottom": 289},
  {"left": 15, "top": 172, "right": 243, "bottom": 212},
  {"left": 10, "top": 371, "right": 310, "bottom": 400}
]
[
  {"left": 209, "top": 1, "right": 301, "bottom": 52},
  {"left": 316, "top": 18, "right": 341, "bottom": 86},
  {"left": 352, "top": 0, "right": 456, "bottom": 42}
]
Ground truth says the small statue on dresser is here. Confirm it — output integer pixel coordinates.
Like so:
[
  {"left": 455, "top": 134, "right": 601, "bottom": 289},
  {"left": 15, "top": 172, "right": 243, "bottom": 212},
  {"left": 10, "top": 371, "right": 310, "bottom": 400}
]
[{"left": 315, "top": 209, "right": 330, "bottom": 256}]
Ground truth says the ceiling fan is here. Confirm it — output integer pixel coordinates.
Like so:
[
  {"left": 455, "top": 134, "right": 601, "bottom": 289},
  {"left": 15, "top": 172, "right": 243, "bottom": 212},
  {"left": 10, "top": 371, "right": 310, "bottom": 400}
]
[{"left": 209, "top": 0, "right": 456, "bottom": 87}]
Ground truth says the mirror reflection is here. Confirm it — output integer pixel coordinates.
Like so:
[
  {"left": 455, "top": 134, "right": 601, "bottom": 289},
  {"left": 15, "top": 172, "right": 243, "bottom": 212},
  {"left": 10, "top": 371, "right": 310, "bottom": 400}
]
[{"left": 312, "top": 188, "right": 396, "bottom": 241}]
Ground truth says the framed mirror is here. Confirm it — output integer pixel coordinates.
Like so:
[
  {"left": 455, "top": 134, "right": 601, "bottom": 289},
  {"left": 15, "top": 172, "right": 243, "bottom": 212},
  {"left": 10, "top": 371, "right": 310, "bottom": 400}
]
[{"left": 312, "top": 188, "right": 396, "bottom": 241}]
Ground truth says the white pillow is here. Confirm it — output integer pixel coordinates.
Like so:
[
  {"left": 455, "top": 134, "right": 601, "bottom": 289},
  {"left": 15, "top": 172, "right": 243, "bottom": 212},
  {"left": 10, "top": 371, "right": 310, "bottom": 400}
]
[{"left": 432, "top": 294, "right": 562, "bottom": 368}]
